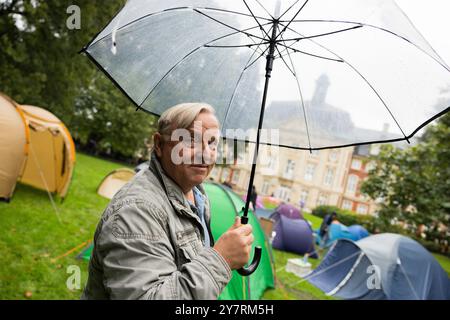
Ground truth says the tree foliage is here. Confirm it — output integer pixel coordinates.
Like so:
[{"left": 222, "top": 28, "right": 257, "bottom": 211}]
[
  {"left": 0, "top": 0, "right": 157, "bottom": 159},
  {"left": 361, "top": 113, "right": 450, "bottom": 241}
]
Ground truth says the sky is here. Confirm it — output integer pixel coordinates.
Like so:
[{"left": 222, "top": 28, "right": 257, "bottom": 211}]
[{"left": 397, "top": 0, "right": 450, "bottom": 65}]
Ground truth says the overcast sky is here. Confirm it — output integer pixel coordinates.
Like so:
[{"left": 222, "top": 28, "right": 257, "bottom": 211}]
[{"left": 397, "top": 0, "right": 450, "bottom": 64}]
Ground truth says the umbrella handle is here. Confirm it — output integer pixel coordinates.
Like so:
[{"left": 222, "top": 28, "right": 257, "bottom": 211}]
[
  {"left": 237, "top": 246, "right": 262, "bottom": 276},
  {"left": 237, "top": 215, "right": 262, "bottom": 276}
]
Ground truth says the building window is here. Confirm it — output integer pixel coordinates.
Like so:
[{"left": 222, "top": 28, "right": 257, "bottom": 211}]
[
  {"left": 366, "top": 161, "right": 375, "bottom": 172},
  {"left": 299, "top": 190, "right": 309, "bottom": 207},
  {"left": 210, "top": 167, "right": 219, "bottom": 180},
  {"left": 351, "top": 159, "right": 362, "bottom": 170},
  {"left": 317, "top": 193, "right": 328, "bottom": 206},
  {"left": 329, "top": 150, "right": 339, "bottom": 162},
  {"left": 342, "top": 200, "right": 353, "bottom": 210},
  {"left": 323, "top": 167, "right": 334, "bottom": 186},
  {"left": 267, "top": 154, "right": 278, "bottom": 171},
  {"left": 261, "top": 181, "right": 270, "bottom": 195},
  {"left": 231, "top": 170, "right": 240, "bottom": 184},
  {"left": 347, "top": 175, "right": 359, "bottom": 194},
  {"left": 370, "top": 144, "right": 380, "bottom": 156},
  {"left": 221, "top": 168, "right": 230, "bottom": 183},
  {"left": 300, "top": 190, "right": 309, "bottom": 203},
  {"left": 275, "top": 186, "right": 291, "bottom": 202},
  {"left": 309, "top": 150, "right": 319, "bottom": 157},
  {"left": 283, "top": 159, "right": 295, "bottom": 179},
  {"left": 356, "top": 204, "right": 368, "bottom": 214},
  {"left": 304, "top": 163, "right": 316, "bottom": 181}
]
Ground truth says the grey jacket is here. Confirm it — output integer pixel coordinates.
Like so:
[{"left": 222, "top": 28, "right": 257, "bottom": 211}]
[{"left": 81, "top": 152, "right": 232, "bottom": 300}]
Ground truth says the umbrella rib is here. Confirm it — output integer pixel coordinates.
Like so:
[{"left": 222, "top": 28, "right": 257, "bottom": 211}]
[
  {"left": 276, "top": 42, "right": 344, "bottom": 62},
  {"left": 194, "top": 9, "right": 266, "bottom": 42},
  {"left": 274, "top": 25, "right": 363, "bottom": 60},
  {"left": 278, "top": 22, "right": 410, "bottom": 142},
  {"left": 275, "top": 0, "right": 309, "bottom": 41},
  {"left": 222, "top": 37, "right": 271, "bottom": 129},
  {"left": 254, "top": 0, "right": 275, "bottom": 20},
  {"left": 278, "top": 25, "right": 363, "bottom": 42},
  {"left": 242, "top": 0, "right": 271, "bottom": 40},
  {"left": 201, "top": 6, "right": 272, "bottom": 21},
  {"left": 277, "top": 0, "right": 302, "bottom": 21},
  {"left": 278, "top": 30, "right": 313, "bottom": 151},
  {"left": 138, "top": 24, "right": 270, "bottom": 107},
  {"left": 274, "top": 46, "right": 296, "bottom": 77},
  {"left": 85, "top": 7, "right": 271, "bottom": 50},
  {"left": 278, "top": 19, "right": 450, "bottom": 73},
  {"left": 205, "top": 42, "right": 270, "bottom": 49},
  {"left": 244, "top": 45, "right": 271, "bottom": 71}
]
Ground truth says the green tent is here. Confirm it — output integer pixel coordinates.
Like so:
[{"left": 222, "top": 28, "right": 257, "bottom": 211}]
[{"left": 78, "top": 182, "right": 275, "bottom": 300}]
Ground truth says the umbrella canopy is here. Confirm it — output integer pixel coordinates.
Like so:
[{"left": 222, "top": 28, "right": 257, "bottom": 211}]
[{"left": 82, "top": 0, "right": 450, "bottom": 150}]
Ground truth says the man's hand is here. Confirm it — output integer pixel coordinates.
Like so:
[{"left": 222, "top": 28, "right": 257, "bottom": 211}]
[{"left": 213, "top": 217, "right": 254, "bottom": 270}]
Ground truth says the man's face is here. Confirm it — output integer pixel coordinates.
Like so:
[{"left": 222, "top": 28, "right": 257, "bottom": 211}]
[{"left": 155, "top": 111, "right": 220, "bottom": 193}]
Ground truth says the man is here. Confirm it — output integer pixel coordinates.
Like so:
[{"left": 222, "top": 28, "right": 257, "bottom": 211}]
[
  {"left": 319, "top": 212, "right": 338, "bottom": 248},
  {"left": 82, "top": 103, "right": 254, "bottom": 299}
]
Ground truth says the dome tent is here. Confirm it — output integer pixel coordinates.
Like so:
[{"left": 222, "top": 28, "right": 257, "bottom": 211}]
[
  {"left": 316, "top": 223, "right": 370, "bottom": 247},
  {"left": 0, "top": 93, "right": 28, "bottom": 201},
  {"left": 268, "top": 204, "right": 317, "bottom": 258},
  {"left": 0, "top": 93, "right": 75, "bottom": 201},
  {"left": 269, "top": 203, "right": 304, "bottom": 222},
  {"left": 307, "top": 233, "right": 450, "bottom": 300},
  {"left": 97, "top": 168, "right": 135, "bottom": 199},
  {"left": 79, "top": 182, "right": 275, "bottom": 300},
  {"left": 272, "top": 215, "right": 318, "bottom": 259}
]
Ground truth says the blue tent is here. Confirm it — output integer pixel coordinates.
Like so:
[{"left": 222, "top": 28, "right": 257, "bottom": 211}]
[
  {"left": 307, "top": 233, "right": 450, "bottom": 300},
  {"left": 316, "top": 223, "right": 369, "bottom": 247}
]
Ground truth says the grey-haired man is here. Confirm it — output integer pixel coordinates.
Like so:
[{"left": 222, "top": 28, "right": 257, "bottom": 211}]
[{"left": 82, "top": 103, "right": 254, "bottom": 299}]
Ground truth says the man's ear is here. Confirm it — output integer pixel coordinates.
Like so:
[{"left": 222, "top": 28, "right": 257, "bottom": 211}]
[{"left": 153, "top": 132, "right": 163, "bottom": 157}]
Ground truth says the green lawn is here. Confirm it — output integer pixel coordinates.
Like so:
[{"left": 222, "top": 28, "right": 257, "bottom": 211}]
[
  {"left": 0, "top": 153, "right": 129, "bottom": 299},
  {"left": 1, "top": 153, "right": 449, "bottom": 300}
]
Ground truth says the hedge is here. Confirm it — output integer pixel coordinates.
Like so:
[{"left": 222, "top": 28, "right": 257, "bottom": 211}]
[{"left": 311, "top": 205, "right": 377, "bottom": 233}]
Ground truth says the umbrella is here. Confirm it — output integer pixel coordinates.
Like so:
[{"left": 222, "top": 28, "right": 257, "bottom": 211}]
[{"left": 81, "top": 0, "right": 450, "bottom": 276}]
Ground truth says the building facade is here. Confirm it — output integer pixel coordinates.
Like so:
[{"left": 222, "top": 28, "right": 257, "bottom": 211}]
[{"left": 209, "top": 143, "right": 379, "bottom": 215}]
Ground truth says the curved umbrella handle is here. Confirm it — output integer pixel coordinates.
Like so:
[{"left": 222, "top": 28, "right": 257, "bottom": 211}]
[
  {"left": 237, "top": 246, "right": 262, "bottom": 276},
  {"left": 237, "top": 215, "right": 262, "bottom": 276}
]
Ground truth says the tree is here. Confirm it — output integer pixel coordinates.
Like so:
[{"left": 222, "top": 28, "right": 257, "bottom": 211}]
[
  {"left": 361, "top": 112, "right": 450, "bottom": 243},
  {"left": 1, "top": 0, "right": 157, "bottom": 159}
]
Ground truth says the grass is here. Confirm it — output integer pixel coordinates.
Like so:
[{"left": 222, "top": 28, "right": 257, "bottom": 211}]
[
  {"left": 261, "top": 249, "right": 335, "bottom": 300},
  {"left": 0, "top": 153, "right": 128, "bottom": 299},
  {"left": 1, "top": 152, "right": 449, "bottom": 300}
]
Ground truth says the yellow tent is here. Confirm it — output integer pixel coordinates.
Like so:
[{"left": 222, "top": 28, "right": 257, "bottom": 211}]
[
  {"left": 0, "top": 93, "right": 76, "bottom": 201},
  {"left": 0, "top": 93, "right": 29, "bottom": 201},
  {"left": 97, "top": 168, "right": 135, "bottom": 199}
]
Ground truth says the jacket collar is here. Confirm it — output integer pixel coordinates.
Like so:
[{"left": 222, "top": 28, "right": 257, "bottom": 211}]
[{"left": 148, "top": 151, "right": 210, "bottom": 223}]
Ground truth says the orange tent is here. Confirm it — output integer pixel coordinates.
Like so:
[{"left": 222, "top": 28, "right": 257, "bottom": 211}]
[{"left": 0, "top": 93, "right": 76, "bottom": 201}]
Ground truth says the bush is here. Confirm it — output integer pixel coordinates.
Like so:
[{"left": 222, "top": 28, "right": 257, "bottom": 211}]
[{"left": 312, "top": 205, "right": 377, "bottom": 233}]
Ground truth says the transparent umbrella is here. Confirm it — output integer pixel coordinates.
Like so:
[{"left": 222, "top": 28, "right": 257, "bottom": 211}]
[{"left": 81, "top": 0, "right": 450, "bottom": 275}]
